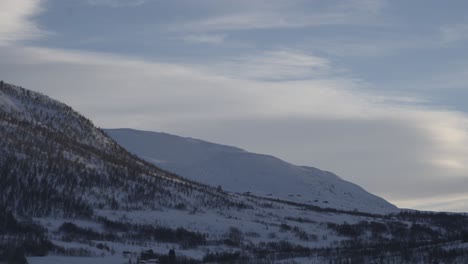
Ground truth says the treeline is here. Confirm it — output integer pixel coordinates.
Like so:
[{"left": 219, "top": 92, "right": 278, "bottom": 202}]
[
  {"left": 58, "top": 219, "right": 207, "bottom": 248},
  {"left": 138, "top": 249, "right": 199, "bottom": 264},
  {"left": 0, "top": 210, "right": 54, "bottom": 263},
  {"left": 315, "top": 243, "right": 468, "bottom": 264},
  {"left": 318, "top": 211, "right": 468, "bottom": 263},
  {"left": 327, "top": 211, "right": 468, "bottom": 243}
]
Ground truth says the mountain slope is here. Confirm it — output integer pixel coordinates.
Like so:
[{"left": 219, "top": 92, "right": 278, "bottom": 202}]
[
  {"left": 0, "top": 81, "right": 242, "bottom": 217},
  {"left": 105, "top": 128, "right": 398, "bottom": 213}
]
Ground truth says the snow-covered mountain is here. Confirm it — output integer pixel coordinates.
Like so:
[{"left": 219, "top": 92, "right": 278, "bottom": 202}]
[{"left": 105, "top": 128, "right": 398, "bottom": 214}]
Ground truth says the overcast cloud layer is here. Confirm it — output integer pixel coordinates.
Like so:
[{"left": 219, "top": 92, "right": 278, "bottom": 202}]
[{"left": 1, "top": 0, "right": 468, "bottom": 212}]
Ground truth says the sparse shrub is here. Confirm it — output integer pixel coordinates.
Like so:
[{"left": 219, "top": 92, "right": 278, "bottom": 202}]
[{"left": 223, "top": 227, "right": 244, "bottom": 246}]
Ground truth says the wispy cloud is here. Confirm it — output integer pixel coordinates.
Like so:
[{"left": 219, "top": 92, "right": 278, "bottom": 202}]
[
  {"left": 384, "top": 65, "right": 468, "bottom": 93},
  {"left": 180, "top": 34, "right": 226, "bottom": 45},
  {"left": 394, "top": 193, "right": 468, "bottom": 212},
  {"left": 169, "top": 0, "right": 386, "bottom": 32},
  {"left": 207, "top": 49, "right": 334, "bottom": 81},
  {"left": 303, "top": 35, "right": 429, "bottom": 57},
  {"left": 85, "top": 0, "right": 150, "bottom": 8},
  {"left": 0, "top": 0, "right": 45, "bottom": 45},
  {"left": 439, "top": 23, "right": 468, "bottom": 44}
]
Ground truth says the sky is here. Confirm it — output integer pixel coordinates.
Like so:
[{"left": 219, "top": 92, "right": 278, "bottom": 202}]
[{"left": 1, "top": 0, "right": 468, "bottom": 212}]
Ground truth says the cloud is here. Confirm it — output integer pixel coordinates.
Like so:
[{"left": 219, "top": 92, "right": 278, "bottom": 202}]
[
  {"left": 385, "top": 65, "right": 468, "bottom": 94},
  {"left": 394, "top": 193, "right": 468, "bottom": 212},
  {"left": 303, "top": 35, "right": 429, "bottom": 57},
  {"left": 85, "top": 0, "right": 150, "bottom": 8},
  {"left": 2, "top": 45, "right": 468, "bottom": 212},
  {"left": 180, "top": 34, "right": 226, "bottom": 45},
  {"left": 169, "top": 0, "right": 386, "bottom": 32},
  {"left": 206, "top": 49, "right": 334, "bottom": 81},
  {"left": 440, "top": 23, "right": 468, "bottom": 44},
  {"left": 0, "top": 0, "right": 45, "bottom": 45}
]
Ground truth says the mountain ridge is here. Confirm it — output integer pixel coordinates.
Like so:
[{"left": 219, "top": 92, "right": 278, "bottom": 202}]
[{"left": 105, "top": 128, "right": 398, "bottom": 214}]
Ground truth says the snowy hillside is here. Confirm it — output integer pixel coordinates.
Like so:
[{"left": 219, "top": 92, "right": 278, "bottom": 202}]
[
  {"left": 0, "top": 81, "right": 243, "bottom": 217},
  {"left": 105, "top": 128, "right": 398, "bottom": 214}
]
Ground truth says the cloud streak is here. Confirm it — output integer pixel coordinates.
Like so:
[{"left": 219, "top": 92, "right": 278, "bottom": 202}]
[
  {"left": 179, "top": 34, "right": 226, "bottom": 45},
  {"left": 0, "top": 0, "right": 45, "bottom": 45},
  {"left": 440, "top": 23, "right": 468, "bottom": 44},
  {"left": 206, "top": 49, "right": 333, "bottom": 81},
  {"left": 168, "top": 0, "right": 386, "bottom": 32},
  {"left": 85, "top": 0, "right": 150, "bottom": 8}
]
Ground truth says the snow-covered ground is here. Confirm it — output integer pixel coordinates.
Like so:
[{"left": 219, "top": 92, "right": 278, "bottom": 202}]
[
  {"left": 26, "top": 194, "right": 385, "bottom": 264},
  {"left": 28, "top": 255, "right": 126, "bottom": 264}
]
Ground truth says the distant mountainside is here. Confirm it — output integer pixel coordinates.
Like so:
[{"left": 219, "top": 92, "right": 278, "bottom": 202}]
[{"left": 105, "top": 128, "right": 398, "bottom": 214}]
